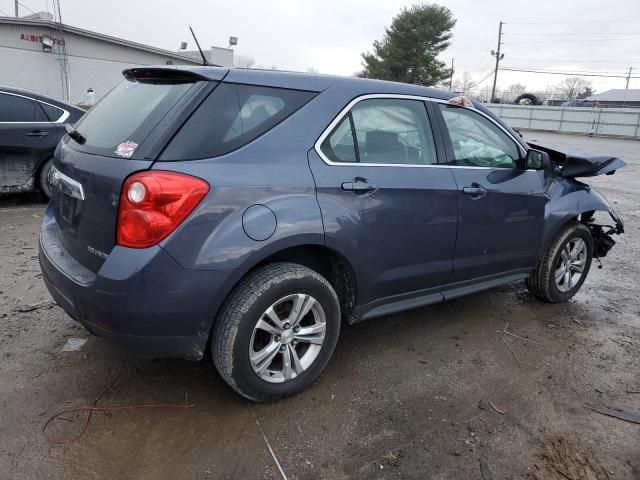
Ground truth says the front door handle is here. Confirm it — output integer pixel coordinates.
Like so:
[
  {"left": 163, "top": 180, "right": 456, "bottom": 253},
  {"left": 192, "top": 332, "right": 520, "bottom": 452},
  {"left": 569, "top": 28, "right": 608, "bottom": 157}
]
[
  {"left": 26, "top": 130, "right": 50, "bottom": 137},
  {"left": 462, "top": 185, "right": 488, "bottom": 198},
  {"left": 341, "top": 181, "right": 377, "bottom": 193}
]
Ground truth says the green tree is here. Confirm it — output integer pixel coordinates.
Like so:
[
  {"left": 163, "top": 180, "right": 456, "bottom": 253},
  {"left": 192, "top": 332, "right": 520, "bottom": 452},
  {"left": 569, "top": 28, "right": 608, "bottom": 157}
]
[{"left": 360, "top": 4, "right": 456, "bottom": 86}]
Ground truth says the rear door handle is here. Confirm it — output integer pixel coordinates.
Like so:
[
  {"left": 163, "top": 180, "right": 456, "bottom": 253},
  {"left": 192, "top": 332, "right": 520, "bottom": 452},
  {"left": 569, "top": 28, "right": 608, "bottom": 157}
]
[
  {"left": 462, "top": 185, "right": 487, "bottom": 197},
  {"left": 26, "top": 130, "right": 50, "bottom": 137},
  {"left": 341, "top": 181, "right": 377, "bottom": 192}
]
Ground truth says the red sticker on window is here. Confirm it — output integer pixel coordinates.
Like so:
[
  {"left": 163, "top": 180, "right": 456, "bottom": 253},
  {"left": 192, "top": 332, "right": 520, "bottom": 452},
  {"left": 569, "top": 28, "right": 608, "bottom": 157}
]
[{"left": 115, "top": 141, "right": 138, "bottom": 158}]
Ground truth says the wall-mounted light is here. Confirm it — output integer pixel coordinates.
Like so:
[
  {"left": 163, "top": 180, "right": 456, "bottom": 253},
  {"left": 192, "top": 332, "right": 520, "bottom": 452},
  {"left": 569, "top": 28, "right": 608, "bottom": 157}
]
[{"left": 41, "top": 36, "right": 53, "bottom": 52}]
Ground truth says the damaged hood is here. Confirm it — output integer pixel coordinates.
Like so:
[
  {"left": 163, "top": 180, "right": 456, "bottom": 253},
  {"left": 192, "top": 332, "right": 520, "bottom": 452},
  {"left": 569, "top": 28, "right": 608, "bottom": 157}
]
[{"left": 528, "top": 143, "right": 626, "bottom": 178}]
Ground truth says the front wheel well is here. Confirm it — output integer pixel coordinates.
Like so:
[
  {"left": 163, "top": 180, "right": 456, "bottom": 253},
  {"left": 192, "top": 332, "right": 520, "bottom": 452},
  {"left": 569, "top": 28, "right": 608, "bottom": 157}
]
[{"left": 253, "top": 245, "right": 357, "bottom": 323}]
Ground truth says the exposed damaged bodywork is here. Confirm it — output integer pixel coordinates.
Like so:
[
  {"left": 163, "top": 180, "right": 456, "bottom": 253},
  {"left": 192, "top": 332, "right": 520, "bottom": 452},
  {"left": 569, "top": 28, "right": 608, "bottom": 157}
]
[
  {"left": 529, "top": 143, "right": 627, "bottom": 178},
  {"left": 533, "top": 142, "right": 625, "bottom": 262}
]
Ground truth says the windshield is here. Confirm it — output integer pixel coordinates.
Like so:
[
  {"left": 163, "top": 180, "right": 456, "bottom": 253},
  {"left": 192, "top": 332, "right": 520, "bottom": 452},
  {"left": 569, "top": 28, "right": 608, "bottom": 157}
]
[{"left": 68, "top": 79, "right": 194, "bottom": 158}]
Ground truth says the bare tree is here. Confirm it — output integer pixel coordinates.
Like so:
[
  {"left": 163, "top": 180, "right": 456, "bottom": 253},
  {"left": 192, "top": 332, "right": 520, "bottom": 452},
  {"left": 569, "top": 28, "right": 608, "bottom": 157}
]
[
  {"left": 234, "top": 54, "right": 255, "bottom": 68},
  {"left": 557, "top": 77, "right": 592, "bottom": 100},
  {"left": 452, "top": 71, "right": 476, "bottom": 95},
  {"left": 502, "top": 83, "right": 527, "bottom": 103}
]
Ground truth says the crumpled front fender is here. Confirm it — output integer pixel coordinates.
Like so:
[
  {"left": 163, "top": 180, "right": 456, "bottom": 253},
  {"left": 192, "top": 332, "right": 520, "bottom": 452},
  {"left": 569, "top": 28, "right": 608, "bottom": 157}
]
[{"left": 538, "top": 177, "right": 623, "bottom": 258}]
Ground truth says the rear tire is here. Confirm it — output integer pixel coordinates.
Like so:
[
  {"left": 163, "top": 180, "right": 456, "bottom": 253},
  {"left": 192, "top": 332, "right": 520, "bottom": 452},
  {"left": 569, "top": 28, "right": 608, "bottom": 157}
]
[
  {"left": 213, "top": 262, "right": 341, "bottom": 402},
  {"left": 526, "top": 222, "right": 593, "bottom": 303},
  {"left": 38, "top": 159, "right": 53, "bottom": 199}
]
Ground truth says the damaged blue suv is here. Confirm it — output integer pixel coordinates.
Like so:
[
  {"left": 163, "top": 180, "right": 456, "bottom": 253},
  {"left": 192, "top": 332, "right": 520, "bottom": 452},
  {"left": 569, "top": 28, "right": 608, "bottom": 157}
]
[{"left": 39, "top": 66, "right": 624, "bottom": 401}]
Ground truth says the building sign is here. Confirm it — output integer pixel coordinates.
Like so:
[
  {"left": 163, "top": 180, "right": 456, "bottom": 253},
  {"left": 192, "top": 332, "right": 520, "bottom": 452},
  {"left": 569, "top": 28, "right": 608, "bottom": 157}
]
[{"left": 20, "top": 33, "right": 65, "bottom": 46}]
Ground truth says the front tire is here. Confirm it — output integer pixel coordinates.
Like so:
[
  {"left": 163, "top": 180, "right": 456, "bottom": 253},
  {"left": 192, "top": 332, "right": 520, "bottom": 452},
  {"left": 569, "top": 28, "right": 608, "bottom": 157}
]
[
  {"left": 213, "top": 263, "right": 341, "bottom": 402},
  {"left": 527, "top": 222, "right": 593, "bottom": 303}
]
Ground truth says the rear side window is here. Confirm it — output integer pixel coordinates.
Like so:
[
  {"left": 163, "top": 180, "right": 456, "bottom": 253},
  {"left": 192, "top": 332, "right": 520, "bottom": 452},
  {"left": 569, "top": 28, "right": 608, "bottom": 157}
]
[
  {"left": 0, "top": 93, "right": 38, "bottom": 122},
  {"left": 69, "top": 79, "right": 194, "bottom": 158},
  {"left": 160, "top": 83, "right": 316, "bottom": 160},
  {"left": 320, "top": 116, "right": 357, "bottom": 163},
  {"left": 39, "top": 102, "right": 65, "bottom": 122},
  {"left": 320, "top": 98, "right": 438, "bottom": 165}
]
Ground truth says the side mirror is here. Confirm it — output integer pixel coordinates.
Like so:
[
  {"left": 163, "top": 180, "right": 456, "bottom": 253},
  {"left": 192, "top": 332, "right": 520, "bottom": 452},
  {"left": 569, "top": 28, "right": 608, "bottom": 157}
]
[{"left": 525, "top": 149, "right": 550, "bottom": 170}]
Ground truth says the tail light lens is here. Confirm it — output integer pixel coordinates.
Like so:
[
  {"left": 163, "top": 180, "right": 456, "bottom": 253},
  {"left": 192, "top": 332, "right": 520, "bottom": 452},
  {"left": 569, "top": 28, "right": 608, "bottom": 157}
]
[{"left": 117, "top": 171, "right": 209, "bottom": 248}]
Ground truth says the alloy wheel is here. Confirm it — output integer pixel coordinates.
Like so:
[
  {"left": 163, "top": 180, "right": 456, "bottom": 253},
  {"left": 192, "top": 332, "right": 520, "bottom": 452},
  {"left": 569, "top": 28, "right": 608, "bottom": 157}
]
[
  {"left": 249, "top": 294, "right": 326, "bottom": 383},
  {"left": 555, "top": 237, "right": 588, "bottom": 292}
]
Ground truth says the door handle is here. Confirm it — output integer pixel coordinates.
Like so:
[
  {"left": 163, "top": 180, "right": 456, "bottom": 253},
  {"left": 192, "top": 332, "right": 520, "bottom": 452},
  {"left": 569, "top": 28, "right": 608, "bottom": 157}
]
[
  {"left": 26, "top": 130, "right": 50, "bottom": 137},
  {"left": 462, "top": 185, "right": 488, "bottom": 198},
  {"left": 341, "top": 181, "right": 377, "bottom": 193}
]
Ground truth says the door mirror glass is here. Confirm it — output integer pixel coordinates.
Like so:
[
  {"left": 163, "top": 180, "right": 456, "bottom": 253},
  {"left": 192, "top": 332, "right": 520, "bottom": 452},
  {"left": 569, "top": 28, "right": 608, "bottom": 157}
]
[{"left": 525, "top": 149, "right": 550, "bottom": 170}]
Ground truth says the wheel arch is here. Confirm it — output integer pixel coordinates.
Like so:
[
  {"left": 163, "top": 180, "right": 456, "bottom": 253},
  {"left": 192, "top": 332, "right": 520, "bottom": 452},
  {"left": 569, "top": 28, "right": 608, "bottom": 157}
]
[
  {"left": 206, "top": 241, "right": 359, "bottom": 350},
  {"left": 539, "top": 182, "right": 614, "bottom": 259}
]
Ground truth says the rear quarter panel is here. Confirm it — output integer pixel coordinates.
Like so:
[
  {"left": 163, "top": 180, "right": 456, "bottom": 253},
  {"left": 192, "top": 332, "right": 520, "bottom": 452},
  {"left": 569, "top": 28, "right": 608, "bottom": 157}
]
[{"left": 156, "top": 82, "right": 378, "bottom": 275}]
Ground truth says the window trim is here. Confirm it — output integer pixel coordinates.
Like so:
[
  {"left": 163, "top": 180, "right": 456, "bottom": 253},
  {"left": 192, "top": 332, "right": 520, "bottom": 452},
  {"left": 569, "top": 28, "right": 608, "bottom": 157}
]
[
  {"left": 0, "top": 90, "right": 70, "bottom": 124},
  {"left": 314, "top": 94, "right": 527, "bottom": 169}
]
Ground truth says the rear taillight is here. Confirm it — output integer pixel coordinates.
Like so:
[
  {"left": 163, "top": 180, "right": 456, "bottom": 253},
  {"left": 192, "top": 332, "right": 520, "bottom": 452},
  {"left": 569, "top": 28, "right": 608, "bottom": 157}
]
[{"left": 117, "top": 171, "right": 209, "bottom": 248}]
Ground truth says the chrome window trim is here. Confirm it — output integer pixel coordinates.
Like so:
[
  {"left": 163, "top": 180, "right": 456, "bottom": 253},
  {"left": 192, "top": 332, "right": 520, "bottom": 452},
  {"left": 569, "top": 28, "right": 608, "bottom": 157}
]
[
  {"left": 0, "top": 90, "right": 70, "bottom": 124},
  {"left": 314, "top": 93, "right": 527, "bottom": 168}
]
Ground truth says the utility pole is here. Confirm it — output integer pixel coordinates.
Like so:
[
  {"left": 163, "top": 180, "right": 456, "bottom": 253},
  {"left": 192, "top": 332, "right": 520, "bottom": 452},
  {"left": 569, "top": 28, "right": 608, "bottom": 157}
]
[
  {"left": 625, "top": 66, "right": 633, "bottom": 89},
  {"left": 490, "top": 21, "right": 504, "bottom": 103},
  {"left": 449, "top": 58, "right": 454, "bottom": 91},
  {"left": 14, "top": 0, "right": 18, "bottom": 17}
]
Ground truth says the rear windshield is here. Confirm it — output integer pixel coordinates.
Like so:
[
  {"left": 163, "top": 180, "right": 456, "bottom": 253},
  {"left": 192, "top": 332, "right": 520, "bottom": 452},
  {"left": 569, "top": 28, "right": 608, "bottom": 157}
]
[
  {"left": 159, "top": 83, "right": 316, "bottom": 160},
  {"left": 68, "top": 79, "right": 195, "bottom": 158}
]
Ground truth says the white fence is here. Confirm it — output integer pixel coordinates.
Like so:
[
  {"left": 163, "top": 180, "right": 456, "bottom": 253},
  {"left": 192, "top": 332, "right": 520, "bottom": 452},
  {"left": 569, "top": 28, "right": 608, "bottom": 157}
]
[{"left": 486, "top": 104, "right": 640, "bottom": 139}]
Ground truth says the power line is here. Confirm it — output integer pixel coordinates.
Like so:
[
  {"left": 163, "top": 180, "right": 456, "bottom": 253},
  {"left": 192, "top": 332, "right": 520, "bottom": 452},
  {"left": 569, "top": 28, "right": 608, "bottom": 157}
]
[
  {"left": 17, "top": 1, "right": 38, "bottom": 15},
  {"left": 506, "top": 32, "right": 640, "bottom": 36},
  {"left": 501, "top": 65, "right": 633, "bottom": 75},
  {"left": 499, "top": 67, "right": 640, "bottom": 79},
  {"left": 505, "top": 38, "right": 640, "bottom": 44},
  {"left": 468, "top": 70, "right": 496, "bottom": 89},
  {"left": 504, "top": 57, "right": 640, "bottom": 64},
  {"left": 507, "top": 20, "right": 640, "bottom": 25}
]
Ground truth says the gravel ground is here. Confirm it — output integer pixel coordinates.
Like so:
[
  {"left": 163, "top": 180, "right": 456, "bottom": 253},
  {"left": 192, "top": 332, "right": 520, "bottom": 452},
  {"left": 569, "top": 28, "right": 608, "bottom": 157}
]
[{"left": 0, "top": 131, "right": 638, "bottom": 480}]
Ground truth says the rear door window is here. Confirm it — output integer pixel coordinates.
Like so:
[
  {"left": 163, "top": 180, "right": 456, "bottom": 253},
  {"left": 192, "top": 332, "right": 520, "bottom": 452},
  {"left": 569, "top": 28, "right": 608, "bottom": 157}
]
[
  {"left": 320, "top": 98, "right": 438, "bottom": 165},
  {"left": 68, "top": 79, "right": 195, "bottom": 158},
  {"left": 0, "top": 93, "right": 39, "bottom": 122},
  {"left": 160, "top": 83, "right": 316, "bottom": 160}
]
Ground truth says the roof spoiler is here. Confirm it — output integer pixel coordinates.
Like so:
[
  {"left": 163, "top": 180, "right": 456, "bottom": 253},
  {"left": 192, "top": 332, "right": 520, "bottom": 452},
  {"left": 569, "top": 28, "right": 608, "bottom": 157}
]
[{"left": 122, "top": 67, "right": 210, "bottom": 84}]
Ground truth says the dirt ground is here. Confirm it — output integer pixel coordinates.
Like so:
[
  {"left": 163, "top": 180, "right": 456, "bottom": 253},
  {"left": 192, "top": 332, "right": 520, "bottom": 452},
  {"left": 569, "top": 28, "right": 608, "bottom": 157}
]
[{"left": 1, "top": 131, "right": 638, "bottom": 480}]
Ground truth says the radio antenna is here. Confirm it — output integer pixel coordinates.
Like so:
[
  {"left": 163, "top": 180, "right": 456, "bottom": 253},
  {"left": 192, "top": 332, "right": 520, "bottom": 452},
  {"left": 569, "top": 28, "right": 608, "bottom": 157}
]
[{"left": 189, "top": 26, "right": 209, "bottom": 66}]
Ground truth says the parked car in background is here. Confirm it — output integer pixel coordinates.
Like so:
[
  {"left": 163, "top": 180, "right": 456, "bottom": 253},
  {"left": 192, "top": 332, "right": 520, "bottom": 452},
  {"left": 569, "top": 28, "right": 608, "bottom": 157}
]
[
  {"left": 39, "top": 66, "right": 625, "bottom": 402},
  {"left": 0, "top": 86, "right": 85, "bottom": 197}
]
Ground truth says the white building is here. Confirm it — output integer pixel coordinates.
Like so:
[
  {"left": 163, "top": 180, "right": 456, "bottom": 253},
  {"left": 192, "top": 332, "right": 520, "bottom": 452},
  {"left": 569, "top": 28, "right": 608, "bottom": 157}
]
[{"left": 0, "top": 12, "right": 234, "bottom": 103}]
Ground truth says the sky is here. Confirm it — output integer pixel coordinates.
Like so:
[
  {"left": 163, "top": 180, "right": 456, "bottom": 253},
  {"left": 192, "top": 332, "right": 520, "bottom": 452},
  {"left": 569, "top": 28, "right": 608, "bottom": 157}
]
[{"left": 3, "top": 0, "right": 640, "bottom": 96}]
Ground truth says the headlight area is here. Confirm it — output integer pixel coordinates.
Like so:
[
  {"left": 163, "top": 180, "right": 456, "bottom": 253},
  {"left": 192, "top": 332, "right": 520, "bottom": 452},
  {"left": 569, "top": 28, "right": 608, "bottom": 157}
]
[
  {"left": 580, "top": 209, "right": 623, "bottom": 259},
  {"left": 608, "top": 207, "right": 624, "bottom": 234}
]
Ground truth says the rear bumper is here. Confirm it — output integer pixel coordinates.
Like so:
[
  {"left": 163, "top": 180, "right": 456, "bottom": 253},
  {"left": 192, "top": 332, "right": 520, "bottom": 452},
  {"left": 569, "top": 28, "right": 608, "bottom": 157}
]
[{"left": 38, "top": 204, "right": 233, "bottom": 360}]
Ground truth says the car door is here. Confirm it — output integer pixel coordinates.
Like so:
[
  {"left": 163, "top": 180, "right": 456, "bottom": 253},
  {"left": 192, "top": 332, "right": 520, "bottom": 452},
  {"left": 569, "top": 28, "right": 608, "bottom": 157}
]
[
  {"left": 433, "top": 102, "right": 546, "bottom": 282},
  {"left": 308, "top": 96, "right": 458, "bottom": 308},
  {"left": 0, "top": 92, "right": 60, "bottom": 191}
]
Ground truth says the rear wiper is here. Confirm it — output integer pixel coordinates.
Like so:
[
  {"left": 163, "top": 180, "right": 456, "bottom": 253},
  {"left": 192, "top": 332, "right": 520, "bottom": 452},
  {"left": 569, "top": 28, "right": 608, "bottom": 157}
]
[{"left": 65, "top": 123, "right": 86, "bottom": 145}]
